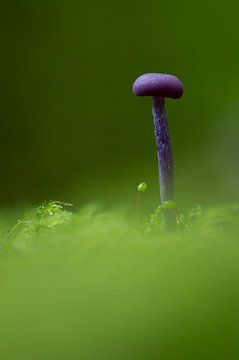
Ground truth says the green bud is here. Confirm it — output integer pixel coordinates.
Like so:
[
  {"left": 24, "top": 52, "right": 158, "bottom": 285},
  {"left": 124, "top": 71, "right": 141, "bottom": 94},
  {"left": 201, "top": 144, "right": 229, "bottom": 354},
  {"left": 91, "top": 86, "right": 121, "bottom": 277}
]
[
  {"left": 162, "top": 200, "right": 176, "bottom": 210},
  {"left": 137, "top": 182, "right": 147, "bottom": 193}
]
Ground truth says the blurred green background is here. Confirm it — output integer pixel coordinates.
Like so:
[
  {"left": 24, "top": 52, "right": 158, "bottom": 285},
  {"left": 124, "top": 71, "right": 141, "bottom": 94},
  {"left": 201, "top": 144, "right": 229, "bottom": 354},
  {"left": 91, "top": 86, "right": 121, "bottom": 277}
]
[{"left": 1, "top": 0, "right": 239, "bottom": 206}]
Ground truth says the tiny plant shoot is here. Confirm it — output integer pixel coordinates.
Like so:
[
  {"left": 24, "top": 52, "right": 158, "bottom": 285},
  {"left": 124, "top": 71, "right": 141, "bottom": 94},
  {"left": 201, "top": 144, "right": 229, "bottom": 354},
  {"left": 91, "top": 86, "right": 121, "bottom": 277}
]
[
  {"left": 137, "top": 182, "right": 148, "bottom": 237},
  {"left": 137, "top": 182, "right": 147, "bottom": 193},
  {"left": 133, "top": 73, "right": 183, "bottom": 232}
]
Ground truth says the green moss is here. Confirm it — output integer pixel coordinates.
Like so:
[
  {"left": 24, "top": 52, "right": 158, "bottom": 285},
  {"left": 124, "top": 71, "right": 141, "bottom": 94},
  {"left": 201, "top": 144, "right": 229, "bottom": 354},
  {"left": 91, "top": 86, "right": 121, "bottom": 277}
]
[{"left": 0, "top": 202, "right": 239, "bottom": 359}]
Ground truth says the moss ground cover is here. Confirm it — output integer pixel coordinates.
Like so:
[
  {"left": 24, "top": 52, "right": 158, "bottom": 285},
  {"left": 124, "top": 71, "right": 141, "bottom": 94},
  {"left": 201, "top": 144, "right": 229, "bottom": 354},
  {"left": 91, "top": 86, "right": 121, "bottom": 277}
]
[{"left": 0, "top": 201, "right": 239, "bottom": 359}]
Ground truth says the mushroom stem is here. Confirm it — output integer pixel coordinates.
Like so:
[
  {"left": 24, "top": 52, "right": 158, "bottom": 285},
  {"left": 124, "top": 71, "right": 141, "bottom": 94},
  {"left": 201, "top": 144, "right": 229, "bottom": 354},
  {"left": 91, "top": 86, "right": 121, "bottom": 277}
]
[{"left": 152, "top": 96, "right": 176, "bottom": 231}]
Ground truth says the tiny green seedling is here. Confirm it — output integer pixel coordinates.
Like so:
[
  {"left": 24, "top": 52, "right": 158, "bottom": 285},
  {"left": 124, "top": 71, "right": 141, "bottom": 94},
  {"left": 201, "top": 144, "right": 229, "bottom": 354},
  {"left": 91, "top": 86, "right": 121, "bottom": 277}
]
[
  {"left": 36, "top": 201, "right": 73, "bottom": 217},
  {"left": 137, "top": 182, "right": 147, "bottom": 193},
  {"left": 137, "top": 182, "right": 148, "bottom": 237}
]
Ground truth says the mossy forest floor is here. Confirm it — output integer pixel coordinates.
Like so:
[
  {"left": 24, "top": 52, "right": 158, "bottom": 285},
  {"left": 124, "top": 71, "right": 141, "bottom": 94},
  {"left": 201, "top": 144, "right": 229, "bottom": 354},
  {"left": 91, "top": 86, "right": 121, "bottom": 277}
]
[{"left": 0, "top": 201, "right": 239, "bottom": 359}]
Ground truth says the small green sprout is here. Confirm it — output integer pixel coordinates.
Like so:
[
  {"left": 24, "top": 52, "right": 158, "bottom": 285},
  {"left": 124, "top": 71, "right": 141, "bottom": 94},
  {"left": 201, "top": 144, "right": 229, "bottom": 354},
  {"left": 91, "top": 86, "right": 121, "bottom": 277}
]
[
  {"left": 137, "top": 182, "right": 147, "bottom": 193},
  {"left": 36, "top": 201, "right": 73, "bottom": 218},
  {"left": 146, "top": 202, "right": 176, "bottom": 233},
  {"left": 149, "top": 206, "right": 163, "bottom": 229},
  {"left": 8, "top": 201, "right": 74, "bottom": 250},
  {"left": 137, "top": 182, "right": 148, "bottom": 237}
]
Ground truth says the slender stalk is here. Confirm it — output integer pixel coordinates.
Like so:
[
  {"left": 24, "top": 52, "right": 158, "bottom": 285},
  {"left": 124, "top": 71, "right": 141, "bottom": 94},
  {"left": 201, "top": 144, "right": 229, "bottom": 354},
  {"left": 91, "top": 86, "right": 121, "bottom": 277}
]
[
  {"left": 137, "top": 191, "right": 143, "bottom": 238},
  {"left": 152, "top": 96, "right": 176, "bottom": 231}
]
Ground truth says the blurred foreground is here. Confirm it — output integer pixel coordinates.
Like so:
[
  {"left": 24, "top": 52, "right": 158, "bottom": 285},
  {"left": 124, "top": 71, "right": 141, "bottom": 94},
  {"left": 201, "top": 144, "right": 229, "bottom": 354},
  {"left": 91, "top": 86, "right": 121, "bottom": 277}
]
[{"left": 0, "top": 202, "right": 238, "bottom": 359}]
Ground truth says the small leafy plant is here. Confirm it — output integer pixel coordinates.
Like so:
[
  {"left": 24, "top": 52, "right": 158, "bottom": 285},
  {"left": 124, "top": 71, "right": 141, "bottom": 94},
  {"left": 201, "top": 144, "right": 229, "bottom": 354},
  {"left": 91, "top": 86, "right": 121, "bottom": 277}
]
[{"left": 5, "top": 201, "right": 73, "bottom": 254}]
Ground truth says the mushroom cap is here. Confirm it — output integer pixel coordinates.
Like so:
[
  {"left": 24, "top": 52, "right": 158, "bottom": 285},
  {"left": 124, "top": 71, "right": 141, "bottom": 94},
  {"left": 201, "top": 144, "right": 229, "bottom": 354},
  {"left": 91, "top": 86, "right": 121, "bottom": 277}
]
[{"left": 132, "top": 73, "right": 183, "bottom": 99}]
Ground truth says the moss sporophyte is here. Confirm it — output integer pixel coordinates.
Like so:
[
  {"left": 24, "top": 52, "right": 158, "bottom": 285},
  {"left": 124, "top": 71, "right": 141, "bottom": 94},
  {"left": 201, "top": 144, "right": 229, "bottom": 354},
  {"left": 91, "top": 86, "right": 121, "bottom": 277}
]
[
  {"left": 133, "top": 73, "right": 183, "bottom": 232},
  {"left": 137, "top": 182, "right": 147, "bottom": 193},
  {"left": 137, "top": 182, "right": 148, "bottom": 237}
]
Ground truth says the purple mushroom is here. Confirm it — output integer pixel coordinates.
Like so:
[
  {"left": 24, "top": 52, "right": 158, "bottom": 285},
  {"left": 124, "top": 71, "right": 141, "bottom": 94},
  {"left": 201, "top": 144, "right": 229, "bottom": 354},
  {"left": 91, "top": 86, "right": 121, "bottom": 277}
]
[{"left": 132, "top": 73, "right": 184, "bottom": 231}]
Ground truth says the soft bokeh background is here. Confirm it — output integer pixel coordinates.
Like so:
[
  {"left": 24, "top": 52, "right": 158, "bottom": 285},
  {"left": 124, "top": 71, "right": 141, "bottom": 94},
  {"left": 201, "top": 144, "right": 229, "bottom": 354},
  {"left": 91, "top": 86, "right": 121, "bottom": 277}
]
[
  {"left": 0, "top": 0, "right": 239, "bottom": 206},
  {"left": 1, "top": 4, "right": 239, "bottom": 359}
]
